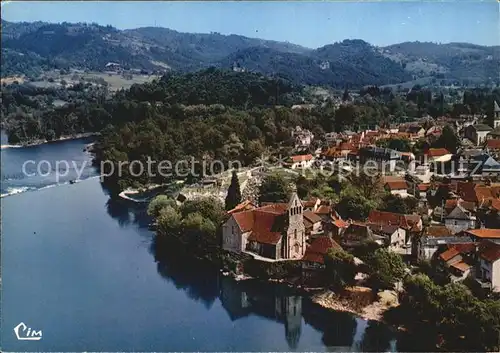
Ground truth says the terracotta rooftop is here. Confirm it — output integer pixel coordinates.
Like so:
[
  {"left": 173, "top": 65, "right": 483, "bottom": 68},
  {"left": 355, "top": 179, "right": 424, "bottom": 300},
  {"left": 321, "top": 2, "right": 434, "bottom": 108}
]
[
  {"left": 440, "top": 243, "right": 476, "bottom": 262},
  {"left": 333, "top": 219, "right": 349, "bottom": 228},
  {"left": 290, "top": 154, "right": 313, "bottom": 163},
  {"left": 232, "top": 202, "right": 290, "bottom": 244},
  {"left": 315, "top": 205, "right": 332, "bottom": 215},
  {"left": 485, "top": 139, "right": 500, "bottom": 150},
  {"left": 303, "top": 237, "right": 342, "bottom": 264},
  {"left": 247, "top": 210, "right": 284, "bottom": 245},
  {"left": 439, "top": 247, "right": 460, "bottom": 262},
  {"left": 385, "top": 181, "right": 409, "bottom": 191},
  {"left": 418, "top": 183, "right": 431, "bottom": 192},
  {"left": 425, "top": 148, "right": 451, "bottom": 157},
  {"left": 227, "top": 200, "right": 256, "bottom": 214},
  {"left": 478, "top": 241, "right": 500, "bottom": 262},
  {"left": 367, "top": 223, "right": 401, "bottom": 235},
  {"left": 424, "top": 225, "right": 453, "bottom": 237},
  {"left": 450, "top": 261, "right": 471, "bottom": 272},
  {"left": 304, "top": 210, "right": 322, "bottom": 224},
  {"left": 465, "top": 228, "right": 500, "bottom": 239},
  {"left": 368, "top": 210, "right": 421, "bottom": 230},
  {"left": 302, "top": 197, "right": 319, "bottom": 208}
]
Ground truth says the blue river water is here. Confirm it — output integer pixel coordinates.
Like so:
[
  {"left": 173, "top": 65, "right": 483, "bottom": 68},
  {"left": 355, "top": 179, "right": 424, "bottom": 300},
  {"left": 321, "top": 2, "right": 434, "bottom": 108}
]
[{"left": 1, "top": 133, "right": 403, "bottom": 352}]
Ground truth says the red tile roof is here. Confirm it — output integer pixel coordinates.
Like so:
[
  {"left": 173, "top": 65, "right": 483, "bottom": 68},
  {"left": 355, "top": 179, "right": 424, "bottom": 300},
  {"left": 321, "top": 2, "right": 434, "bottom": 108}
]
[
  {"left": 315, "top": 205, "right": 331, "bottom": 215},
  {"left": 426, "top": 148, "right": 451, "bottom": 157},
  {"left": 486, "top": 139, "right": 500, "bottom": 150},
  {"left": 385, "top": 181, "right": 409, "bottom": 191},
  {"left": 418, "top": 183, "right": 431, "bottom": 192},
  {"left": 368, "top": 210, "right": 411, "bottom": 229},
  {"left": 490, "top": 198, "right": 500, "bottom": 211},
  {"left": 465, "top": 228, "right": 500, "bottom": 239},
  {"left": 478, "top": 240, "right": 500, "bottom": 262},
  {"left": 304, "top": 210, "right": 322, "bottom": 224},
  {"left": 339, "top": 142, "right": 355, "bottom": 151},
  {"left": 440, "top": 243, "right": 476, "bottom": 262},
  {"left": 232, "top": 202, "right": 290, "bottom": 244},
  {"left": 233, "top": 210, "right": 255, "bottom": 232},
  {"left": 447, "top": 243, "right": 477, "bottom": 253},
  {"left": 303, "top": 237, "right": 342, "bottom": 264},
  {"left": 333, "top": 219, "right": 349, "bottom": 228},
  {"left": 439, "top": 248, "right": 460, "bottom": 262},
  {"left": 291, "top": 154, "right": 313, "bottom": 163},
  {"left": 425, "top": 225, "right": 453, "bottom": 237},
  {"left": 227, "top": 200, "right": 256, "bottom": 214},
  {"left": 450, "top": 261, "right": 471, "bottom": 272},
  {"left": 302, "top": 197, "right": 319, "bottom": 208},
  {"left": 247, "top": 210, "right": 284, "bottom": 245}
]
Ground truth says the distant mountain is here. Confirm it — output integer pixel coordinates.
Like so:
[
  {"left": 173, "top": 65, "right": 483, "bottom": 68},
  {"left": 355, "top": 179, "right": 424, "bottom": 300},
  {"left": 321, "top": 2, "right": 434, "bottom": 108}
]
[
  {"left": 381, "top": 41, "right": 500, "bottom": 82},
  {"left": 217, "top": 43, "right": 412, "bottom": 87},
  {"left": 1, "top": 20, "right": 498, "bottom": 87}
]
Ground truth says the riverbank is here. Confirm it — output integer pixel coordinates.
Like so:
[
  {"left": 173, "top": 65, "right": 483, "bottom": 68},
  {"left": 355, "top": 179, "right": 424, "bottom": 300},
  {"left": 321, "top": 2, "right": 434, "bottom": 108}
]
[
  {"left": 118, "top": 183, "right": 182, "bottom": 203},
  {"left": 0, "top": 132, "right": 100, "bottom": 149},
  {"left": 311, "top": 287, "right": 399, "bottom": 322}
]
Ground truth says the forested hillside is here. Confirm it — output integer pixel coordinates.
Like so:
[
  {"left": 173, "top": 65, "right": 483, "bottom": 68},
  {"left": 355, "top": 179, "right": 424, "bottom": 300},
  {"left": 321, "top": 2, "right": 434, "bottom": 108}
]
[{"left": 2, "top": 20, "right": 497, "bottom": 87}]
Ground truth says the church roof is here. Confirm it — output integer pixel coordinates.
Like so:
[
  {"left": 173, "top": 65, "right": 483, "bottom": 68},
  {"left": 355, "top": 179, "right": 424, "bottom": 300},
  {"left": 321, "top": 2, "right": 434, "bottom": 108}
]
[{"left": 231, "top": 194, "right": 303, "bottom": 246}]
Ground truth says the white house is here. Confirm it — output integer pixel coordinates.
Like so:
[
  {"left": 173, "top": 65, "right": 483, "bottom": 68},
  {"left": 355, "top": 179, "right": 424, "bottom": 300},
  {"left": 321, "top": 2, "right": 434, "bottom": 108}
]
[
  {"left": 368, "top": 224, "right": 407, "bottom": 253},
  {"left": 384, "top": 181, "right": 410, "bottom": 198},
  {"left": 464, "top": 124, "right": 493, "bottom": 146},
  {"left": 424, "top": 148, "right": 453, "bottom": 163},
  {"left": 444, "top": 203, "right": 477, "bottom": 234},
  {"left": 288, "top": 154, "right": 314, "bottom": 169},
  {"left": 476, "top": 240, "right": 500, "bottom": 292},
  {"left": 416, "top": 225, "right": 472, "bottom": 260}
]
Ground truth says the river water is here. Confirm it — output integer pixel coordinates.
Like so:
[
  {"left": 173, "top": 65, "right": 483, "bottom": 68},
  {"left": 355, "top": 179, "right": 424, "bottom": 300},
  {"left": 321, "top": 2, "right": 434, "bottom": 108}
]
[{"left": 1, "top": 133, "right": 401, "bottom": 352}]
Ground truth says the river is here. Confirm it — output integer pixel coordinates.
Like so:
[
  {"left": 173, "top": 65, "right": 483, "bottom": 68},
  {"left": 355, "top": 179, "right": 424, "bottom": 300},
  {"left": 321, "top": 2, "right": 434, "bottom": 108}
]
[{"left": 1, "top": 133, "right": 402, "bottom": 352}]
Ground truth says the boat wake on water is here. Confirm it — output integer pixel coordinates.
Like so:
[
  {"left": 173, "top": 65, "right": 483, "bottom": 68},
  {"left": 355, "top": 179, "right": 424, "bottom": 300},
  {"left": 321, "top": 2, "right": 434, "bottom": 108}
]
[{"left": 0, "top": 176, "right": 101, "bottom": 198}]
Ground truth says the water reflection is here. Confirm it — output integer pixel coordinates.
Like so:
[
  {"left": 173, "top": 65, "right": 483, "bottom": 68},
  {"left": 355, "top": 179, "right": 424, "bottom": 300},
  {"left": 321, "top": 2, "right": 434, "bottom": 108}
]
[
  {"left": 105, "top": 198, "right": 398, "bottom": 352},
  {"left": 219, "top": 277, "right": 303, "bottom": 350},
  {"left": 105, "top": 197, "right": 152, "bottom": 229}
]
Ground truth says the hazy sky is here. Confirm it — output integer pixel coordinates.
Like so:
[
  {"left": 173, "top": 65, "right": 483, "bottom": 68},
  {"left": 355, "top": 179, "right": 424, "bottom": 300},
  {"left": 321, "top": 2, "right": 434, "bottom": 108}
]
[{"left": 2, "top": 1, "right": 499, "bottom": 48}]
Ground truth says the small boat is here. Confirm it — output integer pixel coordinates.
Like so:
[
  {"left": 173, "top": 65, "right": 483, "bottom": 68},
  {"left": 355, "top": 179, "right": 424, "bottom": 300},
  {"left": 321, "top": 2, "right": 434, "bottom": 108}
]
[
  {"left": 148, "top": 222, "right": 158, "bottom": 231},
  {"left": 69, "top": 179, "right": 79, "bottom": 184}
]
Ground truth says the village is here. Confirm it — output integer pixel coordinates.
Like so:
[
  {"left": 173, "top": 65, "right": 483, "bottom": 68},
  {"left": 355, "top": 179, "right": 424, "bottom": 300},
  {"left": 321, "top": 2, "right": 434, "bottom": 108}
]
[{"left": 167, "top": 101, "right": 500, "bottom": 297}]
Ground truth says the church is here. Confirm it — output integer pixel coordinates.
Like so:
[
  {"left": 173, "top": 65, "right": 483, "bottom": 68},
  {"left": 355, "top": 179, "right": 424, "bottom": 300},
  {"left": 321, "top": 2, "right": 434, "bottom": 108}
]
[{"left": 222, "top": 193, "right": 306, "bottom": 260}]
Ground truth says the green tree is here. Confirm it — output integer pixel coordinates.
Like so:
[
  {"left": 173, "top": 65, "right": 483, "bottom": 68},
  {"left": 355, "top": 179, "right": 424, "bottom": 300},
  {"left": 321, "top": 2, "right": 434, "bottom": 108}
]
[
  {"left": 336, "top": 189, "right": 376, "bottom": 220},
  {"left": 366, "top": 248, "right": 406, "bottom": 290},
  {"left": 433, "top": 125, "right": 460, "bottom": 154},
  {"left": 225, "top": 170, "right": 242, "bottom": 211},
  {"left": 324, "top": 247, "right": 357, "bottom": 288},
  {"left": 148, "top": 195, "right": 177, "bottom": 218},
  {"left": 157, "top": 206, "right": 182, "bottom": 235},
  {"left": 376, "top": 138, "right": 411, "bottom": 152},
  {"left": 381, "top": 194, "right": 418, "bottom": 214},
  {"left": 342, "top": 88, "right": 350, "bottom": 102},
  {"left": 180, "top": 197, "right": 224, "bottom": 225},
  {"left": 258, "top": 173, "right": 292, "bottom": 203}
]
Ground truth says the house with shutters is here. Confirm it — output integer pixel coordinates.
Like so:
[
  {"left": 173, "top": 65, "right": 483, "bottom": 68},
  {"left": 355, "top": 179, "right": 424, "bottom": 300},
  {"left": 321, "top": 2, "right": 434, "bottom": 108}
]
[
  {"left": 222, "top": 193, "right": 306, "bottom": 260},
  {"left": 444, "top": 202, "right": 477, "bottom": 234}
]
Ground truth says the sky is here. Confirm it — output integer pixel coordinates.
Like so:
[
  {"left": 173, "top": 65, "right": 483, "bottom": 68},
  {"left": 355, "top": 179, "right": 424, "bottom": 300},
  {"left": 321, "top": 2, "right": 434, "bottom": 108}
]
[{"left": 1, "top": 1, "right": 499, "bottom": 48}]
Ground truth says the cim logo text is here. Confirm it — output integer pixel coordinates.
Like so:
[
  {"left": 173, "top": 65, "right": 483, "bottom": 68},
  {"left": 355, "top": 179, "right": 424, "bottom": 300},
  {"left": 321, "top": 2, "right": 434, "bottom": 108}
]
[{"left": 14, "top": 322, "right": 42, "bottom": 341}]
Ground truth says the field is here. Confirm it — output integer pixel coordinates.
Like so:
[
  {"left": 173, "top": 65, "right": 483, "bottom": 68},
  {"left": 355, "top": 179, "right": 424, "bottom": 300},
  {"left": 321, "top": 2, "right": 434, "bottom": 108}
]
[
  {"left": 70, "top": 72, "right": 160, "bottom": 91},
  {"left": 24, "top": 70, "right": 160, "bottom": 91}
]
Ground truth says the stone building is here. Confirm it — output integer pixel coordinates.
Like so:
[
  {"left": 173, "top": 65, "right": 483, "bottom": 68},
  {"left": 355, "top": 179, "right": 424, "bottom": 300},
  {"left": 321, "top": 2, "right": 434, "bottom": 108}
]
[{"left": 222, "top": 193, "right": 306, "bottom": 260}]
